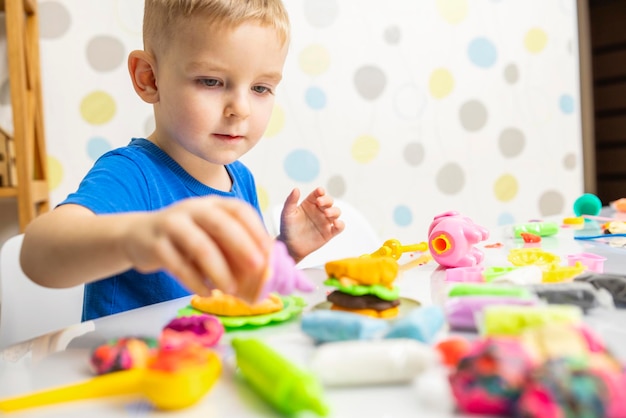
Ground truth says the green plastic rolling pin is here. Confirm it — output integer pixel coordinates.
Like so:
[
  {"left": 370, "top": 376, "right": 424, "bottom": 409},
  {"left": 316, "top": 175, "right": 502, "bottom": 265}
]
[{"left": 232, "top": 338, "right": 329, "bottom": 416}]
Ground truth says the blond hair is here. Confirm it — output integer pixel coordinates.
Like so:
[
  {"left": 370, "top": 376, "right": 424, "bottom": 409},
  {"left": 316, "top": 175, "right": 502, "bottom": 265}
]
[{"left": 143, "top": 0, "right": 290, "bottom": 55}]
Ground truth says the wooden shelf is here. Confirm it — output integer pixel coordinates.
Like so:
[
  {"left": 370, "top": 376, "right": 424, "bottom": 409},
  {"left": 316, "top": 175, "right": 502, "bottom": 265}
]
[{"left": 0, "top": 0, "right": 50, "bottom": 231}]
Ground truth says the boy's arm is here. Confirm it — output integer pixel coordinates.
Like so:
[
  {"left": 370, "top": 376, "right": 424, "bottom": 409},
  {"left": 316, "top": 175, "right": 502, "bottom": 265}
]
[
  {"left": 20, "top": 197, "right": 273, "bottom": 301},
  {"left": 277, "top": 187, "right": 345, "bottom": 263}
]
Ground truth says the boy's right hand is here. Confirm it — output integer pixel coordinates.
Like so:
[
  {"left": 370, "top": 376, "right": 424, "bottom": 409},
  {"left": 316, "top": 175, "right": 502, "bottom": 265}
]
[{"left": 123, "top": 196, "right": 272, "bottom": 302}]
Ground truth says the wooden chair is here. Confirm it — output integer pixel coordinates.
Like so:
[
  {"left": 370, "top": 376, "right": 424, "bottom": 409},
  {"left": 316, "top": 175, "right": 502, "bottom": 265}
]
[{"left": 0, "top": 0, "right": 50, "bottom": 231}]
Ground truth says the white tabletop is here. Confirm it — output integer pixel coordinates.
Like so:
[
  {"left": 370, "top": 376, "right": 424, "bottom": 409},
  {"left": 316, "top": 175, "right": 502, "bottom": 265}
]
[{"left": 2, "top": 219, "right": 626, "bottom": 417}]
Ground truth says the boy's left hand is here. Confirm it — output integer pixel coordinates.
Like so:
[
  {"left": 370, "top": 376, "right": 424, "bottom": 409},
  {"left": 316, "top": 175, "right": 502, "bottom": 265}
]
[{"left": 277, "top": 187, "right": 345, "bottom": 263}]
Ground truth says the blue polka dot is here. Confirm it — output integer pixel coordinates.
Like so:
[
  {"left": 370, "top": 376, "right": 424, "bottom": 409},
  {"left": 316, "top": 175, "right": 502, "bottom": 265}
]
[
  {"left": 305, "top": 86, "right": 327, "bottom": 110},
  {"left": 86, "top": 136, "right": 112, "bottom": 161},
  {"left": 468, "top": 37, "right": 497, "bottom": 68},
  {"left": 393, "top": 205, "right": 413, "bottom": 227},
  {"left": 559, "top": 94, "right": 574, "bottom": 114},
  {"left": 284, "top": 149, "right": 320, "bottom": 182},
  {"left": 497, "top": 212, "right": 515, "bottom": 226}
]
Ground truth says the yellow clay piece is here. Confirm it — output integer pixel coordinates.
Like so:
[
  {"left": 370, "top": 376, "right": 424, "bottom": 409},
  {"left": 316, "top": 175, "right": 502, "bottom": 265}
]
[
  {"left": 325, "top": 256, "right": 398, "bottom": 286},
  {"left": 562, "top": 217, "right": 584, "bottom": 225},
  {"left": 507, "top": 248, "right": 560, "bottom": 268},
  {"left": 191, "top": 290, "right": 283, "bottom": 317},
  {"left": 541, "top": 261, "right": 586, "bottom": 283},
  {"left": 330, "top": 304, "right": 399, "bottom": 319}
]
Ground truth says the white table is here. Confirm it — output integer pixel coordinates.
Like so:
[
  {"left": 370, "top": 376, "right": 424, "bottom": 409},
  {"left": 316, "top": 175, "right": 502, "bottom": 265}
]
[{"left": 2, "top": 219, "right": 626, "bottom": 417}]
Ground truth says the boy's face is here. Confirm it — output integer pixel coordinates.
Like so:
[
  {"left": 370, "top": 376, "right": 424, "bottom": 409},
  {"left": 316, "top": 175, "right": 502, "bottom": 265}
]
[{"left": 151, "top": 17, "right": 288, "bottom": 174}]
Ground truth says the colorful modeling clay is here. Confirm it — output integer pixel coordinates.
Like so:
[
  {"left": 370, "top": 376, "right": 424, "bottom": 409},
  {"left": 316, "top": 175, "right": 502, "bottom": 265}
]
[
  {"left": 488, "top": 266, "right": 543, "bottom": 285},
  {"left": 326, "top": 290, "right": 399, "bottom": 311},
  {"left": 511, "top": 221, "right": 559, "bottom": 238},
  {"left": 322, "top": 278, "right": 399, "bottom": 300},
  {"left": 310, "top": 339, "right": 438, "bottom": 387},
  {"left": 507, "top": 248, "right": 560, "bottom": 268},
  {"left": 575, "top": 272, "right": 626, "bottom": 307},
  {"left": 479, "top": 305, "right": 582, "bottom": 336},
  {"left": 449, "top": 337, "right": 536, "bottom": 415},
  {"left": 383, "top": 305, "right": 445, "bottom": 344},
  {"left": 435, "top": 337, "right": 472, "bottom": 367},
  {"left": 232, "top": 338, "right": 329, "bottom": 417},
  {"left": 541, "top": 261, "right": 586, "bottom": 283},
  {"left": 300, "top": 310, "right": 389, "bottom": 343},
  {"left": 427, "top": 211, "right": 489, "bottom": 268},
  {"left": 190, "top": 290, "right": 284, "bottom": 316},
  {"left": 0, "top": 349, "right": 221, "bottom": 412},
  {"left": 325, "top": 256, "right": 398, "bottom": 286},
  {"left": 445, "top": 296, "right": 538, "bottom": 331},
  {"left": 517, "top": 358, "right": 626, "bottom": 418},
  {"left": 573, "top": 193, "right": 602, "bottom": 217},
  {"left": 257, "top": 240, "right": 315, "bottom": 301},
  {"left": 447, "top": 282, "right": 533, "bottom": 299},
  {"left": 527, "top": 282, "right": 614, "bottom": 312},
  {"left": 90, "top": 336, "right": 158, "bottom": 375},
  {"left": 161, "top": 314, "right": 224, "bottom": 348}
]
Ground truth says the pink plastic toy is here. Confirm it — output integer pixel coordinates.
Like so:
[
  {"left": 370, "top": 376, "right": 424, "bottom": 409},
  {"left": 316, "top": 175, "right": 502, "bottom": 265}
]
[
  {"left": 566, "top": 252, "right": 606, "bottom": 273},
  {"left": 256, "top": 240, "right": 315, "bottom": 301},
  {"left": 428, "top": 211, "right": 489, "bottom": 268}
]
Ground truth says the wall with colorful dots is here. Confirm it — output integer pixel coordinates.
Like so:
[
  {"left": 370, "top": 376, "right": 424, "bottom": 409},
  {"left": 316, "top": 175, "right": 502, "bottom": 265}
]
[{"left": 0, "top": 0, "right": 584, "bottom": 246}]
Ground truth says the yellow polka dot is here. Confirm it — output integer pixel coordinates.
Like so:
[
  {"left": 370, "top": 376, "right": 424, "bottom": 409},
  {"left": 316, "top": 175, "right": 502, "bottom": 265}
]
[
  {"left": 299, "top": 44, "right": 330, "bottom": 76},
  {"left": 351, "top": 135, "right": 379, "bottom": 164},
  {"left": 494, "top": 174, "right": 518, "bottom": 202},
  {"left": 524, "top": 28, "right": 548, "bottom": 54},
  {"left": 436, "top": 0, "right": 468, "bottom": 24},
  {"left": 264, "top": 105, "right": 285, "bottom": 137},
  {"left": 429, "top": 68, "right": 455, "bottom": 99},
  {"left": 257, "top": 186, "right": 269, "bottom": 213},
  {"left": 80, "top": 91, "right": 116, "bottom": 125},
  {"left": 46, "top": 155, "right": 63, "bottom": 191}
]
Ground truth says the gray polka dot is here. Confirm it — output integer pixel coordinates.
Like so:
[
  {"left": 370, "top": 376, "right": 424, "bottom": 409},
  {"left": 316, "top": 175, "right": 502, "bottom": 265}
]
[
  {"left": 436, "top": 162, "right": 465, "bottom": 195},
  {"left": 327, "top": 175, "right": 346, "bottom": 197},
  {"left": 504, "top": 63, "right": 519, "bottom": 84},
  {"left": 384, "top": 26, "right": 401, "bottom": 45},
  {"left": 539, "top": 190, "right": 565, "bottom": 216},
  {"left": 0, "top": 81, "right": 10, "bottom": 106},
  {"left": 354, "top": 65, "right": 387, "bottom": 101},
  {"left": 498, "top": 127, "right": 525, "bottom": 158},
  {"left": 86, "top": 36, "right": 126, "bottom": 72},
  {"left": 303, "top": 0, "right": 339, "bottom": 28},
  {"left": 459, "top": 100, "right": 488, "bottom": 132},
  {"left": 39, "top": 1, "right": 72, "bottom": 39},
  {"left": 404, "top": 142, "right": 425, "bottom": 166},
  {"left": 563, "top": 153, "right": 576, "bottom": 170},
  {"left": 144, "top": 115, "right": 156, "bottom": 137}
]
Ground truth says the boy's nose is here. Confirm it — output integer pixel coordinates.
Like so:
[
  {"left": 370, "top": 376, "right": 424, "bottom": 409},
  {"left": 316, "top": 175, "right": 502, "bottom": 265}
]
[{"left": 224, "top": 90, "right": 251, "bottom": 119}]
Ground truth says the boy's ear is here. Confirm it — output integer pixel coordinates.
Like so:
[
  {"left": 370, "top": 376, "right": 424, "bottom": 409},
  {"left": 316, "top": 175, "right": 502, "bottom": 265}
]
[{"left": 128, "top": 50, "right": 159, "bottom": 104}]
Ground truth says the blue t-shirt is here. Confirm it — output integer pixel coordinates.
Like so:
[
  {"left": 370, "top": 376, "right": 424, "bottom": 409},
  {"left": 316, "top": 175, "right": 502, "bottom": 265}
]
[{"left": 60, "top": 138, "right": 261, "bottom": 320}]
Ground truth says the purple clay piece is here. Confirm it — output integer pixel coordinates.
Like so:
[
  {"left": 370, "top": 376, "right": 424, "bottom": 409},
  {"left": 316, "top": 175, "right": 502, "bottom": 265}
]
[{"left": 257, "top": 240, "right": 315, "bottom": 301}]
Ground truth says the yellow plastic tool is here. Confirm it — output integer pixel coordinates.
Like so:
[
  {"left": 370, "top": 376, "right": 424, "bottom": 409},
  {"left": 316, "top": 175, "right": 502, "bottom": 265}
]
[
  {"left": 369, "top": 239, "right": 428, "bottom": 260},
  {"left": 0, "top": 351, "right": 221, "bottom": 413}
]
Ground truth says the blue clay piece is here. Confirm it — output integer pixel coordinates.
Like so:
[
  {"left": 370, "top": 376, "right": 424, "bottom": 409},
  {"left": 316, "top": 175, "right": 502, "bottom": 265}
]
[
  {"left": 301, "top": 310, "right": 389, "bottom": 343},
  {"left": 383, "top": 305, "right": 445, "bottom": 343}
]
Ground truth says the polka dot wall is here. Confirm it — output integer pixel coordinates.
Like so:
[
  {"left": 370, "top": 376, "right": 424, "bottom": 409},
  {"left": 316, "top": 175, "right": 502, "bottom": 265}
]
[{"left": 30, "top": 0, "right": 582, "bottom": 244}]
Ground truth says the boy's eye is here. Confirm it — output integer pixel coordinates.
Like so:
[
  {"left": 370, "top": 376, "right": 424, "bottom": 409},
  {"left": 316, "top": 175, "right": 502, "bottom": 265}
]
[
  {"left": 200, "top": 79, "right": 221, "bottom": 87},
  {"left": 252, "top": 85, "right": 271, "bottom": 94}
]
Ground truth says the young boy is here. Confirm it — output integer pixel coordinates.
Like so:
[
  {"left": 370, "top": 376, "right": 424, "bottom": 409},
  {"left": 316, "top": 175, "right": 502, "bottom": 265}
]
[{"left": 20, "top": 0, "right": 344, "bottom": 321}]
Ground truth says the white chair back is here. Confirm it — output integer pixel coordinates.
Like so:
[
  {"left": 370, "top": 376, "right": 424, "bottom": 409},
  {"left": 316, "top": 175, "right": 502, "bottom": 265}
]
[
  {"left": 269, "top": 198, "right": 382, "bottom": 269},
  {"left": 0, "top": 234, "right": 84, "bottom": 349}
]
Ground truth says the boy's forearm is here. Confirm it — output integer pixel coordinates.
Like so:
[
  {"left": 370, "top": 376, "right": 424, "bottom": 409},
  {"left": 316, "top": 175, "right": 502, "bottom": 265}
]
[{"left": 20, "top": 205, "right": 137, "bottom": 288}]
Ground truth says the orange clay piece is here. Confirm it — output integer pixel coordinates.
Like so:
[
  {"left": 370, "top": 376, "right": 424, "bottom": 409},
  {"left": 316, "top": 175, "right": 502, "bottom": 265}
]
[
  {"left": 191, "top": 290, "right": 283, "bottom": 317},
  {"left": 612, "top": 198, "right": 626, "bottom": 213},
  {"left": 520, "top": 232, "right": 541, "bottom": 243},
  {"left": 325, "top": 256, "right": 398, "bottom": 286},
  {"left": 330, "top": 304, "right": 399, "bottom": 319}
]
